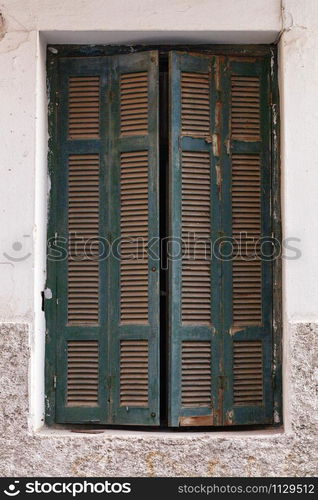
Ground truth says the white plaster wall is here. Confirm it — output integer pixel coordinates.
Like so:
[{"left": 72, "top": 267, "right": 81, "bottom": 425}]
[
  {"left": 0, "top": 1, "right": 282, "bottom": 321},
  {"left": 2, "top": 0, "right": 281, "bottom": 43},
  {"left": 0, "top": 28, "right": 36, "bottom": 322},
  {"left": 280, "top": 0, "right": 318, "bottom": 321},
  {"left": 0, "top": 0, "right": 317, "bottom": 476}
]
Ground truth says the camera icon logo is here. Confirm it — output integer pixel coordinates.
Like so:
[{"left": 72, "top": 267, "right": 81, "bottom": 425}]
[{"left": 4, "top": 481, "right": 20, "bottom": 496}]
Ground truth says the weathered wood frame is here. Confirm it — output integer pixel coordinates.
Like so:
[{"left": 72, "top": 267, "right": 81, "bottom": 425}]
[{"left": 45, "top": 44, "right": 281, "bottom": 428}]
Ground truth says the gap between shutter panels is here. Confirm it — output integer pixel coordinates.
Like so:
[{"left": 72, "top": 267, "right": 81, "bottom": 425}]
[
  {"left": 67, "top": 341, "right": 99, "bottom": 407},
  {"left": 120, "top": 340, "right": 149, "bottom": 407},
  {"left": 233, "top": 341, "right": 263, "bottom": 405},
  {"left": 68, "top": 76, "right": 100, "bottom": 139},
  {"left": 120, "top": 72, "right": 148, "bottom": 136},
  {"left": 232, "top": 154, "right": 262, "bottom": 326},
  {"left": 67, "top": 155, "right": 100, "bottom": 326},
  {"left": 120, "top": 151, "right": 149, "bottom": 325},
  {"left": 181, "top": 151, "right": 211, "bottom": 325},
  {"left": 181, "top": 341, "right": 212, "bottom": 407}
]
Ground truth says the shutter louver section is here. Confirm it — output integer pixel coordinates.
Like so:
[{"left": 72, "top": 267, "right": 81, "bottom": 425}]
[
  {"left": 120, "top": 72, "right": 148, "bottom": 136},
  {"left": 169, "top": 52, "right": 215, "bottom": 427},
  {"left": 53, "top": 58, "right": 108, "bottom": 424},
  {"left": 232, "top": 154, "right": 262, "bottom": 326},
  {"left": 120, "top": 151, "right": 149, "bottom": 324},
  {"left": 68, "top": 76, "right": 100, "bottom": 139},
  {"left": 231, "top": 76, "right": 260, "bottom": 141},
  {"left": 181, "top": 151, "right": 211, "bottom": 325},
  {"left": 120, "top": 340, "right": 149, "bottom": 407},
  {"left": 169, "top": 53, "right": 274, "bottom": 427},
  {"left": 181, "top": 341, "right": 211, "bottom": 407},
  {"left": 223, "top": 58, "right": 273, "bottom": 425},
  {"left": 67, "top": 341, "right": 99, "bottom": 407},
  {"left": 109, "top": 51, "right": 160, "bottom": 425},
  {"left": 181, "top": 72, "right": 210, "bottom": 136},
  {"left": 233, "top": 341, "right": 263, "bottom": 406},
  {"left": 68, "top": 154, "right": 100, "bottom": 325}
]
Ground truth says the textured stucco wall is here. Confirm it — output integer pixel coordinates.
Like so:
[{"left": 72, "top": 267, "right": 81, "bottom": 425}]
[{"left": 0, "top": 322, "right": 317, "bottom": 477}]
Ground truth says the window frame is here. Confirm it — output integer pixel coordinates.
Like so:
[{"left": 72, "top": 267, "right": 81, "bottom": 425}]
[{"left": 45, "top": 44, "right": 282, "bottom": 428}]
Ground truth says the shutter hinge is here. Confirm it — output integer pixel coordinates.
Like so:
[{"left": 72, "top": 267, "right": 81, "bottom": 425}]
[{"left": 53, "top": 375, "right": 57, "bottom": 390}]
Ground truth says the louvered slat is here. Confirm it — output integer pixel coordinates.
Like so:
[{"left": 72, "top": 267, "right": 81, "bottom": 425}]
[
  {"left": 181, "top": 72, "right": 210, "bottom": 136},
  {"left": 68, "top": 155, "right": 100, "bottom": 325},
  {"left": 231, "top": 76, "right": 260, "bottom": 141},
  {"left": 68, "top": 76, "right": 100, "bottom": 139},
  {"left": 67, "top": 341, "right": 99, "bottom": 406},
  {"left": 120, "top": 340, "right": 148, "bottom": 407},
  {"left": 120, "top": 72, "right": 148, "bottom": 136},
  {"left": 120, "top": 151, "right": 149, "bottom": 324},
  {"left": 181, "top": 341, "right": 211, "bottom": 407},
  {"left": 232, "top": 155, "right": 262, "bottom": 326},
  {"left": 182, "top": 151, "right": 211, "bottom": 325},
  {"left": 233, "top": 341, "right": 263, "bottom": 405}
]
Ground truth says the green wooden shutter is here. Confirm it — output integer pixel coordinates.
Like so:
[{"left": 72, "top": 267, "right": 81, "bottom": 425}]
[
  {"left": 46, "top": 51, "right": 160, "bottom": 425},
  {"left": 221, "top": 56, "right": 273, "bottom": 425},
  {"left": 107, "top": 51, "right": 160, "bottom": 425},
  {"left": 49, "top": 56, "right": 110, "bottom": 424},
  {"left": 168, "top": 52, "right": 273, "bottom": 426},
  {"left": 168, "top": 52, "right": 221, "bottom": 426},
  {"left": 47, "top": 48, "right": 274, "bottom": 428}
]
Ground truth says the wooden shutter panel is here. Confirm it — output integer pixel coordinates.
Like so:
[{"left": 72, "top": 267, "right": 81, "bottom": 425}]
[
  {"left": 48, "top": 51, "right": 160, "bottom": 426},
  {"left": 168, "top": 52, "right": 221, "bottom": 427},
  {"left": 108, "top": 51, "right": 160, "bottom": 425},
  {"left": 221, "top": 57, "right": 273, "bottom": 425},
  {"left": 53, "top": 57, "right": 109, "bottom": 423},
  {"left": 169, "top": 52, "right": 274, "bottom": 427}
]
